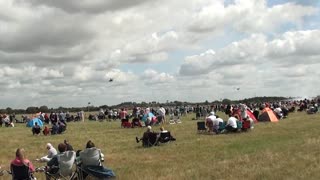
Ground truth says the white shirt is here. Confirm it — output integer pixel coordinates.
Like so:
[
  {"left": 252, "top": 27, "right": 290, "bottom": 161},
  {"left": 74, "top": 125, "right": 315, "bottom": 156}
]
[
  {"left": 216, "top": 118, "right": 224, "bottom": 125},
  {"left": 48, "top": 147, "right": 58, "bottom": 158},
  {"left": 211, "top": 118, "right": 220, "bottom": 126},
  {"left": 274, "top": 107, "right": 282, "bottom": 114},
  {"left": 227, "top": 117, "right": 237, "bottom": 128},
  {"left": 158, "top": 107, "right": 166, "bottom": 116},
  {"left": 207, "top": 115, "right": 216, "bottom": 122}
]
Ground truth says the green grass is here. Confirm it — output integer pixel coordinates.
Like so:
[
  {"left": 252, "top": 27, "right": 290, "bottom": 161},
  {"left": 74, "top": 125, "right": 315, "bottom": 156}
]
[{"left": 0, "top": 112, "right": 320, "bottom": 180}]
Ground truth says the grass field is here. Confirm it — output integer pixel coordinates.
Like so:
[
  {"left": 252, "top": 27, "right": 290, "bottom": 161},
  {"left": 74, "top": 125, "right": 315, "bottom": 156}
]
[{"left": 0, "top": 111, "right": 320, "bottom": 180}]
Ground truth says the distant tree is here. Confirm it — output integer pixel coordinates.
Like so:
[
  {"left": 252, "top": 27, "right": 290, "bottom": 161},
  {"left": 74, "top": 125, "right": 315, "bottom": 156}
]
[
  {"left": 99, "top": 105, "right": 109, "bottom": 109},
  {"left": 39, "top": 105, "right": 49, "bottom": 113},
  {"left": 26, "top": 106, "right": 39, "bottom": 114},
  {"left": 222, "top": 99, "right": 232, "bottom": 104},
  {"left": 6, "top": 107, "right": 13, "bottom": 114},
  {"left": 174, "top": 101, "right": 183, "bottom": 106}
]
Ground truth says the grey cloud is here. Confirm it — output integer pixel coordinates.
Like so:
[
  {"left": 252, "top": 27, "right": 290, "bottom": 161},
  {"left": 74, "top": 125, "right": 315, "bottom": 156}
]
[
  {"left": 23, "top": 0, "right": 153, "bottom": 14},
  {"left": 179, "top": 64, "right": 211, "bottom": 76},
  {"left": 0, "top": 17, "right": 94, "bottom": 53},
  {"left": 0, "top": 51, "right": 86, "bottom": 67}
]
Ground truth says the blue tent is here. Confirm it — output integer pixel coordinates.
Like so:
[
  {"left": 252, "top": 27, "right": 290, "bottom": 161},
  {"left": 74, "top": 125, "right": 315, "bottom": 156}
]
[
  {"left": 27, "top": 118, "right": 44, "bottom": 128},
  {"left": 141, "top": 112, "right": 155, "bottom": 122}
]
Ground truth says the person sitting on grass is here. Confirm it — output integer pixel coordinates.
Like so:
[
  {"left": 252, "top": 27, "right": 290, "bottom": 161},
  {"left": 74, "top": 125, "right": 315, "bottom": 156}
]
[
  {"left": 79, "top": 140, "right": 105, "bottom": 166},
  {"left": 36, "top": 143, "right": 57, "bottom": 163},
  {"left": 77, "top": 141, "right": 116, "bottom": 179},
  {"left": 225, "top": 115, "right": 238, "bottom": 133},
  {"left": 159, "top": 126, "right": 168, "bottom": 133},
  {"left": 131, "top": 116, "right": 142, "bottom": 128},
  {"left": 45, "top": 143, "right": 68, "bottom": 176},
  {"left": 78, "top": 140, "right": 105, "bottom": 179},
  {"left": 11, "top": 148, "right": 36, "bottom": 175},
  {"left": 32, "top": 122, "right": 41, "bottom": 135},
  {"left": 136, "top": 126, "right": 159, "bottom": 146},
  {"left": 51, "top": 122, "right": 59, "bottom": 135},
  {"left": 64, "top": 139, "right": 74, "bottom": 151},
  {"left": 43, "top": 126, "right": 50, "bottom": 136},
  {"left": 57, "top": 121, "right": 66, "bottom": 134},
  {"left": 158, "top": 127, "right": 176, "bottom": 142},
  {"left": 205, "top": 112, "right": 216, "bottom": 133},
  {"left": 213, "top": 115, "right": 224, "bottom": 134}
]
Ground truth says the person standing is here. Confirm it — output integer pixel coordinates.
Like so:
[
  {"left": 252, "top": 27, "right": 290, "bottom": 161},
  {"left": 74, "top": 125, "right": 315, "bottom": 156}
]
[
  {"left": 158, "top": 106, "right": 166, "bottom": 124},
  {"left": 119, "top": 108, "right": 128, "bottom": 121},
  {"left": 80, "top": 110, "right": 85, "bottom": 122}
]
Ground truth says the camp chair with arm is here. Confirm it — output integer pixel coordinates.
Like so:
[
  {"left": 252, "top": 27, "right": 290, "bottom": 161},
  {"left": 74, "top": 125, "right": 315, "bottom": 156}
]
[
  {"left": 142, "top": 132, "right": 158, "bottom": 147},
  {"left": 79, "top": 148, "right": 103, "bottom": 167},
  {"left": 8, "top": 164, "right": 32, "bottom": 180},
  {"left": 159, "top": 131, "right": 171, "bottom": 143},
  {"left": 77, "top": 148, "right": 103, "bottom": 179},
  {"left": 45, "top": 151, "right": 77, "bottom": 180},
  {"left": 8, "top": 163, "right": 35, "bottom": 180},
  {"left": 77, "top": 148, "right": 115, "bottom": 179},
  {"left": 76, "top": 165, "right": 115, "bottom": 180},
  {"left": 197, "top": 121, "right": 206, "bottom": 133}
]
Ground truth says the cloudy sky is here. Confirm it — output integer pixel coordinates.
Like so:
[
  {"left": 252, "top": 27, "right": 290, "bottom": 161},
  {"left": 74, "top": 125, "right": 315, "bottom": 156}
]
[{"left": 1, "top": 0, "right": 319, "bottom": 109}]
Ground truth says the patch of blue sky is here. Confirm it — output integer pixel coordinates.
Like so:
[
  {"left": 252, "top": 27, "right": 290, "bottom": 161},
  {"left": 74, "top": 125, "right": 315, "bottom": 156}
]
[
  {"left": 224, "top": 0, "right": 235, "bottom": 6},
  {"left": 201, "top": 27, "right": 249, "bottom": 50},
  {"left": 119, "top": 50, "right": 187, "bottom": 75},
  {"left": 268, "top": 0, "right": 320, "bottom": 6},
  {"left": 302, "top": 12, "right": 320, "bottom": 29}
]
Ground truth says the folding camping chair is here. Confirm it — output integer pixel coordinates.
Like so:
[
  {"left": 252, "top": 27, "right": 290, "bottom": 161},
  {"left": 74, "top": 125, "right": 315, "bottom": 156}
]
[
  {"left": 197, "top": 121, "right": 207, "bottom": 133},
  {"left": 76, "top": 165, "right": 115, "bottom": 180},
  {"left": 77, "top": 148, "right": 115, "bottom": 179},
  {"left": 45, "top": 151, "right": 77, "bottom": 180},
  {"left": 7, "top": 163, "right": 35, "bottom": 180},
  {"left": 142, "top": 132, "right": 159, "bottom": 147},
  {"left": 77, "top": 147, "right": 103, "bottom": 179},
  {"left": 159, "top": 131, "right": 171, "bottom": 143}
]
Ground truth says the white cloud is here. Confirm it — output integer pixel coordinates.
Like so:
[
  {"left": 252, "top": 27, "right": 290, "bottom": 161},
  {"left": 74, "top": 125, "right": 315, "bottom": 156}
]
[
  {"left": 143, "top": 69, "right": 175, "bottom": 84},
  {"left": 179, "top": 34, "right": 267, "bottom": 75},
  {"left": 188, "top": 0, "right": 317, "bottom": 33},
  {"left": 0, "top": 0, "right": 319, "bottom": 108},
  {"left": 178, "top": 29, "right": 320, "bottom": 100},
  {"left": 73, "top": 66, "right": 93, "bottom": 81},
  {"left": 104, "top": 69, "right": 138, "bottom": 83},
  {"left": 267, "top": 30, "right": 320, "bottom": 58}
]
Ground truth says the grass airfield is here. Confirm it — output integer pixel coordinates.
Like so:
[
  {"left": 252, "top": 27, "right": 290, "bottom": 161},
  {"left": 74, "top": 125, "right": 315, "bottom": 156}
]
[{"left": 0, "top": 111, "right": 320, "bottom": 180}]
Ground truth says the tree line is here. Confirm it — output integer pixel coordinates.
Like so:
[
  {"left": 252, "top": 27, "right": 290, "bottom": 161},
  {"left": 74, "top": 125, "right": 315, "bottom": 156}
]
[{"left": 0, "top": 96, "right": 290, "bottom": 114}]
